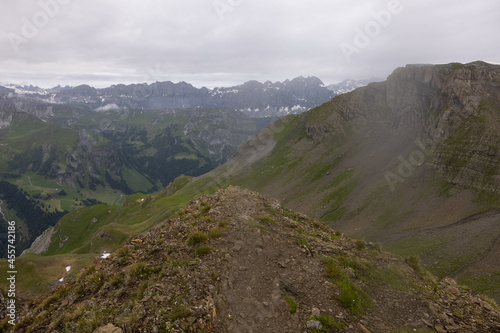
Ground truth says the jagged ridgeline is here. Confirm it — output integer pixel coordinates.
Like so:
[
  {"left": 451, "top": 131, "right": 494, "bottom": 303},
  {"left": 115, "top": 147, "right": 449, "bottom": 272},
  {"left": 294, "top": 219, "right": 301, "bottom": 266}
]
[
  {"left": 3, "top": 187, "right": 500, "bottom": 332},
  {"left": 7, "top": 76, "right": 336, "bottom": 118}
]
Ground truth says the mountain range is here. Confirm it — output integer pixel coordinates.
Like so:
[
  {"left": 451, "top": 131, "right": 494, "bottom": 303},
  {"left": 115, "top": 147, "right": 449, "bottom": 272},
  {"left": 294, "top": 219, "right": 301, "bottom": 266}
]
[
  {"left": 1, "top": 77, "right": 372, "bottom": 118},
  {"left": 326, "top": 78, "right": 379, "bottom": 95}
]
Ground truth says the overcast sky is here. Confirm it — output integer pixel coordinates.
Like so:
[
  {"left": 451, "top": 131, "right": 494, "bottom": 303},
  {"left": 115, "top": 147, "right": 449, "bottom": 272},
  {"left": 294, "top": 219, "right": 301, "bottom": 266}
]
[{"left": 0, "top": 0, "right": 498, "bottom": 89}]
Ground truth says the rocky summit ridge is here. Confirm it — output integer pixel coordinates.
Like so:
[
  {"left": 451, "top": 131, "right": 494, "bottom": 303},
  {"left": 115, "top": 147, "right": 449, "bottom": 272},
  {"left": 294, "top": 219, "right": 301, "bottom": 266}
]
[
  {"left": 2, "top": 76, "right": 335, "bottom": 118},
  {"left": 5, "top": 187, "right": 499, "bottom": 332}
]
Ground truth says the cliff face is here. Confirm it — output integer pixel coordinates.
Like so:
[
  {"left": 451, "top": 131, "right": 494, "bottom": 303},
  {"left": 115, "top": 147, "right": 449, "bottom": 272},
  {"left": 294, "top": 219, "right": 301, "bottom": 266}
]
[
  {"left": 385, "top": 62, "right": 500, "bottom": 191},
  {"left": 303, "top": 61, "right": 500, "bottom": 192},
  {"left": 0, "top": 95, "right": 22, "bottom": 128}
]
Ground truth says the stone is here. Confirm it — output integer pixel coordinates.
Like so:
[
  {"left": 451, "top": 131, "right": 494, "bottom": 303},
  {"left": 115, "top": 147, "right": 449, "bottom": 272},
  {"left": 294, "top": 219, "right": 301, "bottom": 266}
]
[
  {"left": 434, "top": 324, "right": 447, "bottom": 333},
  {"left": 482, "top": 301, "right": 496, "bottom": 312},
  {"left": 306, "top": 320, "right": 322, "bottom": 329},
  {"left": 422, "top": 319, "right": 432, "bottom": 327},
  {"left": 93, "top": 323, "right": 123, "bottom": 333},
  {"left": 357, "top": 323, "right": 371, "bottom": 333},
  {"left": 255, "top": 238, "right": 263, "bottom": 249},
  {"left": 311, "top": 307, "right": 321, "bottom": 317},
  {"left": 232, "top": 241, "right": 243, "bottom": 252}
]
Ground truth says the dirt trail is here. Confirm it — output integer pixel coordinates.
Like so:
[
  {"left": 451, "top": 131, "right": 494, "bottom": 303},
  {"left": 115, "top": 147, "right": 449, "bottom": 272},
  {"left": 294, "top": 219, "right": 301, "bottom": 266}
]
[{"left": 209, "top": 188, "right": 335, "bottom": 332}]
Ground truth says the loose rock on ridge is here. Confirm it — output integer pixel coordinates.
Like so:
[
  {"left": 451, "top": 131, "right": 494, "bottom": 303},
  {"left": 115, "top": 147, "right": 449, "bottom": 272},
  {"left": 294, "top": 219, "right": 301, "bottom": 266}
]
[{"left": 6, "top": 186, "right": 500, "bottom": 332}]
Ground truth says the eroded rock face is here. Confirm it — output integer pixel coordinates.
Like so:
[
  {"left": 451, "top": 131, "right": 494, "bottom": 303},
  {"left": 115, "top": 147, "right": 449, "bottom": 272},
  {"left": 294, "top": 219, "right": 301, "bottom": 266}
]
[
  {"left": 381, "top": 63, "right": 500, "bottom": 191},
  {"left": 304, "top": 62, "right": 500, "bottom": 192},
  {"left": 0, "top": 112, "right": 13, "bottom": 129},
  {"left": 0, "top": 95, "right": 18, "bottom": 129},
  {"left": 20, "top": 226, "right": 59, "bottom": 256}
]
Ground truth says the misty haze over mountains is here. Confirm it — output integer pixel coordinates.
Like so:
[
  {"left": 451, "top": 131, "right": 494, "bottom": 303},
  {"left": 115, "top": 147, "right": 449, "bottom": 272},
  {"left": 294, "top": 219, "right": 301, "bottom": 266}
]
[{"left": 0, "top": 77, "right": 374, "bottom": 118}]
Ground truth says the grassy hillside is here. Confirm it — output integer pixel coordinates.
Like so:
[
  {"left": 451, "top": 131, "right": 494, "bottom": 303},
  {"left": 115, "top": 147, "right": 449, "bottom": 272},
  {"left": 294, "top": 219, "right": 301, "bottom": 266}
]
[
  {"left": 0, "top": 99, "right": 149, "bottom": 255},
  {"left": 15, "top": 103, "right": 264, "bottom": 185},
  {"left": 1, "top": 96, "right": 264, "bottom": 256},
  {"left": 166, "top": 62, "right": 500, "bottom": 301}
]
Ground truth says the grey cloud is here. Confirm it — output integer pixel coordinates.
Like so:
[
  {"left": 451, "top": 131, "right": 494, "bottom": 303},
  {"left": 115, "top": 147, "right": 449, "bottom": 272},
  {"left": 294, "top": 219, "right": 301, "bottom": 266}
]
[{"left": 0, "top": 0, "right": 498, "bottom": 88}]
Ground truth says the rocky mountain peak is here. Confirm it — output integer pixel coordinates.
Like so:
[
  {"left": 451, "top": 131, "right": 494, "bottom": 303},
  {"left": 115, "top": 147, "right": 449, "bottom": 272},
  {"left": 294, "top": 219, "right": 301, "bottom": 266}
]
[
  {"left": 8, "top": 186, "right": 500, "bottom": 332},
  {"left": 0, "top": 95, "right": 17, "bottom": 112},
  {"left": 288, "top": 76, "right": 324, "bottom": 86},
  {"left": 0, "top": 95, "right": 29, "bottom": 128},
  {"left": 4, "top": 76, "right": 336, "bottom": 118}
]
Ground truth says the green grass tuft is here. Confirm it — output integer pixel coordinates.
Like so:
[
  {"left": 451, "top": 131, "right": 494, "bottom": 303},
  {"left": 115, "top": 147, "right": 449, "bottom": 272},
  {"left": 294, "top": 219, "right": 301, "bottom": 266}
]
[
  {"left": 168, "top": 304, "right": 191, "bottom": 321},
  {"left": 336, "top": 279, "right": 372, "bottom": 315},
  {"left": 355, "top": 239, "right": 366, "bottom": 251},
  {"left": 321, "top": 256, "right": 373, "bottom": 315},
  {"left": 186, "top": 232, "right": 208, "bottom": 246},
  {"left": 309, "top": 314, "right": 346, "bottom": 332},
  {"left": 194, "top": 245, "right": 211, "bottom": 256},
  {"left": 208, "top": 227, "right": 225, "bottom": 238},
  {"left": 126, "top": 262, "right": 153, "bottom": 279},
  {"left": 283, "top": 296, "right": 297, "bottom": 313},
  {"left": 256, "top": 215, "right": 276, "bottom": 224},
  {"left": 406, "top": 255, "right": 424, "bottom": 276},
  {"left": 296, "top": 237, "right": 310, "bottom": 248}
]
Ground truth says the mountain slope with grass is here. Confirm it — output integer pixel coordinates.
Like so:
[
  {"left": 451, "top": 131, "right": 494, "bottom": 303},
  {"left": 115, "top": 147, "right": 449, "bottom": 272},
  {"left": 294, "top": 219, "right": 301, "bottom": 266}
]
[
  {"left": 0, "top": 95, "right": 148, "bottom": 255},
  {"left": 10, "top": 97, "right": 267, "bottom": 187},
  {"left": 171, "top": 61, "right": 500, "bottom": 301},
  {"left": 0, "top": 94, "right": 264, "bottom": 255},
  {"left": 3, "top": 187, "right": 499, "bottom": 332}
]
